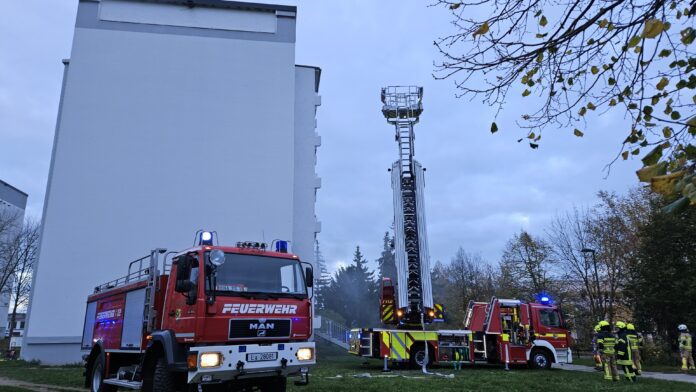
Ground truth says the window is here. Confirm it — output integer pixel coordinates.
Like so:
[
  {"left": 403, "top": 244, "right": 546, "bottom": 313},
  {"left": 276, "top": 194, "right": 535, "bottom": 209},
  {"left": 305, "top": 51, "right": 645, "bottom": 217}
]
[
  {"left": 18, "top": 322, "right": 25, "bottom": 329},
  {"left": 211, "top": 253, "right": 306, "bottom": 297},
  {"left": 539, "top": 309, "right": 561, "bottom": 328}
]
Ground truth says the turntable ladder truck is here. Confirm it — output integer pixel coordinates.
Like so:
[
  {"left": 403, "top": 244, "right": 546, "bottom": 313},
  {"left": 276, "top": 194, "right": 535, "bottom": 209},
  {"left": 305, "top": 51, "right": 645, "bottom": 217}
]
[{"left": 347, "top": 87, "right": 572, "bottom": 370}]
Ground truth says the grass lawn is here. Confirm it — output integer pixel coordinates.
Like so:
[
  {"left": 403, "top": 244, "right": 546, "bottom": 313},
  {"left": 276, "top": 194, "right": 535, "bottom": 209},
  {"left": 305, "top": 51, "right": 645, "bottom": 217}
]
[
  {"left": 1, "top": 342, "right": 694, "bottom": 391},
  {"left": 0, "top": 359, "right": 83, "bottom": 388},
  {"left": 286, "top": 340, "right": 696, "bottom": 392}
]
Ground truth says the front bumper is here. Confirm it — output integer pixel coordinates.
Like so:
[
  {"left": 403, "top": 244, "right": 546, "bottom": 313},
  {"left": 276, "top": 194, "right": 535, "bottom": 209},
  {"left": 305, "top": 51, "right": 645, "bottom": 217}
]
[{"left": 187, "top": 342, "right": 315, "bottom": 384}]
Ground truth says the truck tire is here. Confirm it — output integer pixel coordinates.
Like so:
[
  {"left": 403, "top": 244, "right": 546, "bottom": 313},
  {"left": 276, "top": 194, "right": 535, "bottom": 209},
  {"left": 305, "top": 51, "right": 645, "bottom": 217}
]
[
  {"left": 90, "top": 353, "right": 117, "bottom": 392},
  {"left": 409, "top": 344, "right": 432, "bottom": 369},
  {"left": 152, "top": 356, "right": 178, "bottom": 392},
  {"left": 529, "top": 349, "right": 552, "bottom": 370}
]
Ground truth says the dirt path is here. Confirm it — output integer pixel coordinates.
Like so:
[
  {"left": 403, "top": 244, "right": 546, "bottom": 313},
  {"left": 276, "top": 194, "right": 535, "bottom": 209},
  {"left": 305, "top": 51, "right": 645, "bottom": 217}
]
[
  {"left": 553, "top": 363, "right": 696, "bottom": 384},
  {"left": 0, "top": 377, "right": 84, "bottom": 392}
]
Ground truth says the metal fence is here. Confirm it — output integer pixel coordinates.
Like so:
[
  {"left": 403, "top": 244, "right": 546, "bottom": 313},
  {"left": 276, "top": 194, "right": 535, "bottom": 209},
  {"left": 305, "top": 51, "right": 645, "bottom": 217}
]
[{"left": 316, "top": 317, "right": 350, "bottom": 348}]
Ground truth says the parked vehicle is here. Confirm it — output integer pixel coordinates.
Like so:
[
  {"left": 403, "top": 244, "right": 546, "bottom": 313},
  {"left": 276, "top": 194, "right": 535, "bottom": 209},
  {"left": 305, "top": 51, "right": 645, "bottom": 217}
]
[{"left": 81, "top": 232, "right": 315, "bottom": 391}]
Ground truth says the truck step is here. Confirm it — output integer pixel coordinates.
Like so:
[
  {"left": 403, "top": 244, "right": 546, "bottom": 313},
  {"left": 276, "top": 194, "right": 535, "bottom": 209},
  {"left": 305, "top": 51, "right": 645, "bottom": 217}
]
[{"left": 104, "top": 379, "right": 142, "bottom": 389}]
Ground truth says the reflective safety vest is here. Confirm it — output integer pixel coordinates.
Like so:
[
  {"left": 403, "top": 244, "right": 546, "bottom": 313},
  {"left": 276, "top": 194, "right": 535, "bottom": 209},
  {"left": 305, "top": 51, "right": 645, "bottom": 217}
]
[
  {"left": 597, "top": 331, "right": 617, "bottom": 355},
  {"left": 626, "top": 332, "right": 639, "bottom": 350},
  {"left": 679, "top": 333, "right": 693, "bottom": 350},
  {"left": 616, "top": 331, "right": 633, "bottom": 365}
]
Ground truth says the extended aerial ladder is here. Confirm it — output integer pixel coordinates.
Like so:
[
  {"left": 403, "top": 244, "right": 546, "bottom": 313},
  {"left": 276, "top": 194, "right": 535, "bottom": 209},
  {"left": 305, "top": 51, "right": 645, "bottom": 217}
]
[{"left": 379, "top": 86, "right": 438, "bottom": 327}]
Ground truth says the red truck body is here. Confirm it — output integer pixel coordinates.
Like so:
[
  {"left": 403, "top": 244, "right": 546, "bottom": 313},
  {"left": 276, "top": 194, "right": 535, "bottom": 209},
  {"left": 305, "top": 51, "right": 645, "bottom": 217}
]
[
  {"left": 350, "top": 297, "right": 572, "bottom": 370},
  {"left": 82, "top": 241, "right": 315, "bottom": 391}
]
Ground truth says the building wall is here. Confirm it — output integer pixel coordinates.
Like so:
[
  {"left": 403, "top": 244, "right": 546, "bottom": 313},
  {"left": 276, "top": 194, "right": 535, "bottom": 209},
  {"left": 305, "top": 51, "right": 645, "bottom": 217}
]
[
  {"left": 292, "top": 66, "right": 322, "bottom": 268},
  {"left": 23, "top": 0, "right": 320, "bottom": 364},
  {"left": 0, "top": 180, "right": 28, "bottom": 338}
]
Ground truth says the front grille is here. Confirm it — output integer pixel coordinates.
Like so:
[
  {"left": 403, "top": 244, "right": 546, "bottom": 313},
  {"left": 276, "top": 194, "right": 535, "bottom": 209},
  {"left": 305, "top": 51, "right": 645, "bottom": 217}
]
[{"left": 229, "top": 319, "right": 291, "bottom": 339}]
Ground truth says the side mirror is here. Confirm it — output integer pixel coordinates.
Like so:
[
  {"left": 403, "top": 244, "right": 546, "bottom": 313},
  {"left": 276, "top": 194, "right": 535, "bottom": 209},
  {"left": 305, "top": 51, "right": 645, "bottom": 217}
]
[{"left": 305, "top": 266, "right": 314, "bottom": 288}]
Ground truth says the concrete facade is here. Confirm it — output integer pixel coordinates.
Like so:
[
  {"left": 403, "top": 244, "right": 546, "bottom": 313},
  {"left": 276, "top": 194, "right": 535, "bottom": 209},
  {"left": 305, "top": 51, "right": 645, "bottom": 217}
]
[
  {"left": 23, "top": 0, "right": 321, "bottom": 364},
  {"left": 0, "top": 180, "right": 28, "bottom": 339}
]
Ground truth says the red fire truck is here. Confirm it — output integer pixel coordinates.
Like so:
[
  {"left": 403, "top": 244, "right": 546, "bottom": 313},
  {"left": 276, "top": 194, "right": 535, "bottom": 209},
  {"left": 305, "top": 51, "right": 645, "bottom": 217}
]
[
  {"left": 349, "top": 296, "right": 573, "bottom": 369},
  {"left": 81, "top": 232, "right": 315, "bottom": 391}
]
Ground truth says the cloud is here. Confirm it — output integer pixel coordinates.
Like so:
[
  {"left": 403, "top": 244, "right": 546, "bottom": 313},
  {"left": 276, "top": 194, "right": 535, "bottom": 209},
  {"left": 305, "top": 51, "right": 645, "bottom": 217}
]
[{"left": 1, "top": 1, "right": 643, "bottom": 278}]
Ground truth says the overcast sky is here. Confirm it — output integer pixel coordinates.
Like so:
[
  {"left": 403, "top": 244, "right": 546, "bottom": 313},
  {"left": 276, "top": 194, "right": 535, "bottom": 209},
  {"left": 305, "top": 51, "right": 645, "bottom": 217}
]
[{"left": 1, "top": 1, "right": 642, "bottom": 274}]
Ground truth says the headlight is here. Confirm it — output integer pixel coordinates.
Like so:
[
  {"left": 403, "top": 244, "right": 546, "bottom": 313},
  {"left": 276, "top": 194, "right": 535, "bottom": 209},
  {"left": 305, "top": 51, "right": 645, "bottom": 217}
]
[
  {"left": 199, "top": 352, "right": 222, "bottom": 368},
  {"left": 296, "top": 347, "right": 314, "bottom": 361}
]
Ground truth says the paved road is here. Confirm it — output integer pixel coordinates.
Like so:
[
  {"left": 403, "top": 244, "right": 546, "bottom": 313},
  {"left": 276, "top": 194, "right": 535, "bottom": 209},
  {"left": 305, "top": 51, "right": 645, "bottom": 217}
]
[{"left": 553, "top": 363, "right": 696, "bottom": 384}]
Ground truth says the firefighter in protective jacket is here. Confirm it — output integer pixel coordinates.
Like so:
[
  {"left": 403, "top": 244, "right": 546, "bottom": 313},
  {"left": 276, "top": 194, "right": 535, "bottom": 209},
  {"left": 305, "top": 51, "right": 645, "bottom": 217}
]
[
  {"left": 626, "top": 323, "right": 642, "bottom": 375},
  {"left": 592, "top": 323, "right": 603, "bottom": 371},
  {"left": 678, "top": 324, "right": 695, "bottom": 371},
  {"left": 615, "top": 321, "right": 636, "bottom": 382},
  {"left": 596, "top": 320, "right": 619, "bottom": 381}
]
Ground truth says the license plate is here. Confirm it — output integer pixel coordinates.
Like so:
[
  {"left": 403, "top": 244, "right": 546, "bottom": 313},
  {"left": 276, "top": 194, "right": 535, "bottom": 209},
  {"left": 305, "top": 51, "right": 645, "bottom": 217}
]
[{"left": 247, "top": 352, "right": 277, "bottom": 362}]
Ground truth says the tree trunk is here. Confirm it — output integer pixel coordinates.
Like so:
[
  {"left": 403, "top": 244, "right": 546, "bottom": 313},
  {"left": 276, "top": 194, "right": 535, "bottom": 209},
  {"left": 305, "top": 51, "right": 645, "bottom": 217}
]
[{"left": 7, "top": 299, "right": 18, "bottom": 350}]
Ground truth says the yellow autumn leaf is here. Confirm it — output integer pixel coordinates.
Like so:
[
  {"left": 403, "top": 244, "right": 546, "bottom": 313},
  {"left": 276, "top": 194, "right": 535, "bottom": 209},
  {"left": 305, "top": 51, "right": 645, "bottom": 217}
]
[
  {"left": 473, "top": 21, "right": 490, "bottom": 38},
  {"left": 574, "top": 129, "right": 584, "bottom": 137},
  {"left": 540, "top": 15, "right": 548, "bottom": 27},
  {"left": 650, "top": 171, "right": 684, "bottom": 195},
  {"left": 656, "top": 77, "right": 669, "bottom": 90},
  {"left": 643, "top": 19, "right": 665, "bottom": 39},
  {"left": 591, "top": 66, "right": 599, "bottom": 74},
  {"left": 636, "top": 162, "right": 668, "bottom": 182}
]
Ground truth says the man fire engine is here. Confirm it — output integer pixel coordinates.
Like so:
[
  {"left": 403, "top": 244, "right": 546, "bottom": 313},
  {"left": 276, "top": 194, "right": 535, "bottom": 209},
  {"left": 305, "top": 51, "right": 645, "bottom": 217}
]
[
  {"left": 348, "top": 86, "right": 572, "bottom": 370},
  {"left": 81, "top": 232, "right": 315, "bottom": 392}
]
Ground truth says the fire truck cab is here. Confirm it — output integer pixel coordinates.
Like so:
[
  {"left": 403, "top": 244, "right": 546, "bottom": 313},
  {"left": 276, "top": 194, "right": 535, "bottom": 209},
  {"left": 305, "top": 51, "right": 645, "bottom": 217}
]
[
  {"left": 81, "top": 233, "right": 315, "bottom": 391},
  {"left": 463, "top": 297, "right": 573, "bottom": 369}
]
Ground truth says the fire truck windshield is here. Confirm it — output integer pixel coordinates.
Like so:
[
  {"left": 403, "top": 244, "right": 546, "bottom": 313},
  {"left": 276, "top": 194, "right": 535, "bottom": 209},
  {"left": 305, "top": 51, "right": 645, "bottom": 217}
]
[{"left": 208, "top": 253, "right": 307, "bottom": 297}]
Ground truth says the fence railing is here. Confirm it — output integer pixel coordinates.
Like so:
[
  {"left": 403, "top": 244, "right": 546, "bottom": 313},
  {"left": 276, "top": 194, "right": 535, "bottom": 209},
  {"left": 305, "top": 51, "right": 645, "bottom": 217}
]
[{"left": 316, "top": 317, "right": 350, "bottom": 348}]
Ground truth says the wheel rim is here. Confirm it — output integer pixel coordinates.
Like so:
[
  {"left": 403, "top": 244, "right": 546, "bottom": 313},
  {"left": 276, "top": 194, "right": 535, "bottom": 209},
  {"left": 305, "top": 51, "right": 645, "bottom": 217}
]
[
  {"left": 534, "top": 354, "right": 548, "bottom": 368},
  {"left": 92, "top": 362, "right": 103, "bottom": 391},
  {"left": 415, "top": 351, "right": 427, "bottom": 366}
]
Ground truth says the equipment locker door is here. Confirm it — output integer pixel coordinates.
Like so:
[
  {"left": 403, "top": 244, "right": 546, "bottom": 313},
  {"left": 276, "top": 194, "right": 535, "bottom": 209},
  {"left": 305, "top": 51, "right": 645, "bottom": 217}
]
[{"left": 121, "top": 288, "right": 147, "bottom": 350}]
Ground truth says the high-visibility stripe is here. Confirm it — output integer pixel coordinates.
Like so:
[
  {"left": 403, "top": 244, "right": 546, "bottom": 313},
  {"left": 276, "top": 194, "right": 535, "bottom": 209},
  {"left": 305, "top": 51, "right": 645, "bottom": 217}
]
[
  {"left": 381, "top": 304, "right": 394, "bottom": 322},
  {"left": 392, "top": 332, "right": 408, "bottom": 359},
  {"left": 406, "top": 331, "right": 438, "bottom": 341},
  {"left": 539, "top": 333, "right": 567, "bottom": 338}
]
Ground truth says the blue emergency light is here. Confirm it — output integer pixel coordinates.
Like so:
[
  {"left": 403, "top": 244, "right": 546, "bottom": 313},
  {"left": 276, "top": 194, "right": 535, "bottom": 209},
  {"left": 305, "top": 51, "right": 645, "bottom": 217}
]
[
  {"left": 535, "top": 292, "right": 553, "bottom": 305},
  {"left": 275, "top": 240, "right": 288, "bottom": 253}
]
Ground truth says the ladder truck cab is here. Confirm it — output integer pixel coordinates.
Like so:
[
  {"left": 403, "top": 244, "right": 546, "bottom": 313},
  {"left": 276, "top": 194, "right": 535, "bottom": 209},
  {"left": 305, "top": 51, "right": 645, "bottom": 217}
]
[
  {"left": 81, "top": 232, "right": 315, "bottom": 392},
  {"left": 463, "top": 296, "right": 573, "bottom": 369}
]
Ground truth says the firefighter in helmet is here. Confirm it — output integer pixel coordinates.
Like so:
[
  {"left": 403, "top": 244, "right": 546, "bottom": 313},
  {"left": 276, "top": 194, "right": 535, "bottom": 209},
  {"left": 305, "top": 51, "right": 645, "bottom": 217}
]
[
  {"left": 626, "top": 323, "right": 642, "bottom": 375},
  {"left": 678, "top": 324, "right": 695, "bottom": 371},
  {"left": 596, "top": 320, "right": 619, "bottom": 381},
  {"left": 615, "top": 321, "right": 636, "bottom": 382},
  {"left": 592, "top": 323, "right": 603, "bottom": 371}
]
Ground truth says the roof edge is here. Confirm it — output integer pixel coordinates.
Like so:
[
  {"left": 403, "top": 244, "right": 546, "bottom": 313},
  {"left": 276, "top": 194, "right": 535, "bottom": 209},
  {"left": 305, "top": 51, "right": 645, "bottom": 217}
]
[
  {"left": 87, "top": 0, "right": 297, "bottom": 13},
  {"left": 0, "top": 180, "right": 29, "bottom": 197}
]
